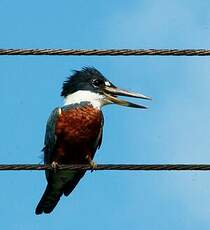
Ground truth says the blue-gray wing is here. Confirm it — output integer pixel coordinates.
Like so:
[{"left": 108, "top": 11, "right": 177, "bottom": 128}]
[{"left": 43, "top": 107, "right": 61, "bottom": 164}]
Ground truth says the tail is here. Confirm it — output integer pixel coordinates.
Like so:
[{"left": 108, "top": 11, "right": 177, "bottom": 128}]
[
  {"left": 35, "top": 170, "right": 85, "bottom": 215},
  {"left": 35, "top": 184, "right": 62, "bottom": 215}
]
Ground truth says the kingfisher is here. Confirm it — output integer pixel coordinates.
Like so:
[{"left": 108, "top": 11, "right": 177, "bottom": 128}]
[{"left": 35, "top": 67, "right": 151, "bottom": 215}]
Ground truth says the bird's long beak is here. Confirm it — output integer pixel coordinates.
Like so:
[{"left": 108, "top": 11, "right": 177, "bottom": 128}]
[{"left": 103, "top": 86, "right": 151, "bottom": 109}]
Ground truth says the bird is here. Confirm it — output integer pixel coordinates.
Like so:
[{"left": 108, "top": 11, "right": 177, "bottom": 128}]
[{"left": 35, "top": 67, "right": 151, "bottom": 215}]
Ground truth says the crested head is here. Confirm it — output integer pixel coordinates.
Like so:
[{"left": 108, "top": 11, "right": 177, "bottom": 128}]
[
  {"left": 61, "top": 67, "right": 151, "bottom": 110},
  {"left": 61, "top": 67, "right": 112, "bottom": 97},
  {"left": 62, "top": 67, "right": 114, "bottom": 109}
]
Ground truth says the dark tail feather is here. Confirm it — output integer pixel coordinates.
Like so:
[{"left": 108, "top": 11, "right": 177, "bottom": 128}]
[
  {"left": 35, "top": 170, "right": 86, "bottom": 215},
  {"left": 63, "top": 171, "right": 86, "bottom": 196},
  {"left": 35, "top": 184, "right": 62, "bottom": 215}
]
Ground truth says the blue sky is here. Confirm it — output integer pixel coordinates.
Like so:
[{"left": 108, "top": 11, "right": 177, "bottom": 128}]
[{"left": 0, "top": 0, "right": 210, "bottom": 229}]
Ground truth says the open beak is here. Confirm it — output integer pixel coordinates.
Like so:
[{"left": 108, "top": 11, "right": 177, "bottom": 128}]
[{"left": 103, "top": 86, "right": 151, "bottom": 109}]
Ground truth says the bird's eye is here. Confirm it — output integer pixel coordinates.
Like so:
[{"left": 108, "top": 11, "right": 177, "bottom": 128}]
[{"left": 91, "top": 79, "right": 104, "bottom": 88}]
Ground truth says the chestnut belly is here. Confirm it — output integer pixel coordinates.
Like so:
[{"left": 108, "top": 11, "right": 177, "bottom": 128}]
[{"left": 53, "top": 105, "right": 103, "bottom": 164}]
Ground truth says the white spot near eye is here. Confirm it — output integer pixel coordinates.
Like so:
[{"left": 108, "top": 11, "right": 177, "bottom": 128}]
[{"left": 105, "top": 81, "right": 111, "bottom": 86}]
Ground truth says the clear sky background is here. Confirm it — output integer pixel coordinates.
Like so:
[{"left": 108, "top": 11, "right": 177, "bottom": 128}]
[{"left": 0, "top": 0, "right": 210, "bottom": 229}]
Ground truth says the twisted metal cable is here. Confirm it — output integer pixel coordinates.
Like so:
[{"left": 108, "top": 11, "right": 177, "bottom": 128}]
[
  {"left": 1, "top": 164, "right": 210, "bottom": 171},
  {"left": 1, "top": 48, "right": 210, "bottom": 56}
]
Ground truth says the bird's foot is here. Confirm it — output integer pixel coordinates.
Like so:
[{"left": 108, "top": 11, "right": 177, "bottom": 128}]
[
  {"left": 51, "top": 161, "right": 59, "bottom": 172},
  {"left": 89, "top": 160, "right": 97, "bottom": 172},
  {"left": 85, "top": 155, "right": 97, "bottom": 172}
]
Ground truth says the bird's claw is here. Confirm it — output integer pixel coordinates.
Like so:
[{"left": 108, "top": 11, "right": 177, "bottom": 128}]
[
  {"left": 89, "top": 160, "right": 97, "bottom": 172},
  {"left": 85, "top": 155, "right": 97, "bottom": 172},
  {"left": 51, "top": 161, "right": 59, "bottom": 172}
]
